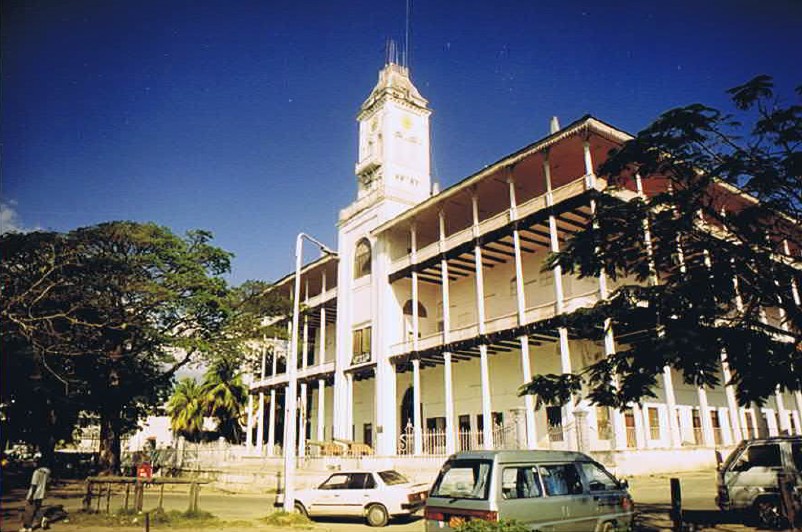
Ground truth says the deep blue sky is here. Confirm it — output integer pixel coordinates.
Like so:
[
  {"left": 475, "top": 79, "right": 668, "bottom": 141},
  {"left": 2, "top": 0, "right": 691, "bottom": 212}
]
[{"left": 3, "top": 0, "right": 800, "bottom": 284}]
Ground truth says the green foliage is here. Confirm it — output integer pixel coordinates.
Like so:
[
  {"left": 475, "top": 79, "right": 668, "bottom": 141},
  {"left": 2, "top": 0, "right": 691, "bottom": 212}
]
[
  {"left": 454, "top": 518, "right": 529, "bottom": 532},
  {"left": 167, "top": 378, "right": 206, "bottom": 442},
  {"left": 200, "top": 356, "right": 248, "bottom": 443},
  {"left": 525, "top": 76, "right": 802, "bottom": 409},
  {"left": 0, "top": 221, "right": 288, "bottom": 465}
]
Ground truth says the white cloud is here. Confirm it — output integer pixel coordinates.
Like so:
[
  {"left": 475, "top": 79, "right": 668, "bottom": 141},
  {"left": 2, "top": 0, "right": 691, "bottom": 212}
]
[{"left": 0, "top": 200, "right": 33, "bottom": 234}]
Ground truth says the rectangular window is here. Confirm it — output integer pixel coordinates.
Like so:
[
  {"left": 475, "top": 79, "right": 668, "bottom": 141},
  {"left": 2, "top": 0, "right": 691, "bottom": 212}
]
[
  {"left": 426, "top": 417, "right": 446, "bottom": 431},
  {"left": 648, "top": 407, "right": 661, "bottom": 440},
  {"left": 351, "top": 326, "right": 372, "bottom": 365},
  {"left": 540, "top": 463, "right": 584, "bottom": 496},
  {"left": 501, "top": 467, "right": 542, "bottom": 499},
  {"left": 430, "top": 459, "right": 493, "bottom": 500}
]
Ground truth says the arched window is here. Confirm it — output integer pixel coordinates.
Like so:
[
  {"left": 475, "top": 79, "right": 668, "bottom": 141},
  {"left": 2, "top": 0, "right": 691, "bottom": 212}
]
[
  {"left": 402, "top": 300, "right": 428, "bottom": 318},
  {"left": 354, "top": 238, "right": 372, "bottom": 278}
]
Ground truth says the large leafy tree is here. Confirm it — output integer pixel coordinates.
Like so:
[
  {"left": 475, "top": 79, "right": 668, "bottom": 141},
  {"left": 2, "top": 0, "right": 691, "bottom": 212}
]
[
  {"left": 521, "top": 76, "right": 802, "bottom": 409},
  {"left": 1, "top": 222, "right": 235, "bottom": 469}
]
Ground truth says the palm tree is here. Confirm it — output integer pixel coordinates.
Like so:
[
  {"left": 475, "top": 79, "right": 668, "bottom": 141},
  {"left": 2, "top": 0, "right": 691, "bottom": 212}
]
[
  {"left": 167, "top": 378, "right": 205, "bottom": 443},
  {"left": 200, "top": 357, "right": 247, "bottom": 443}
]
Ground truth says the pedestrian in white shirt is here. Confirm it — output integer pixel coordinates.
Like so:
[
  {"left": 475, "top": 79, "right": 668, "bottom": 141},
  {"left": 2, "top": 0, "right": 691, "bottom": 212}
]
[{"left": 20, "top": 457, "right": 51, "bottom": 532}]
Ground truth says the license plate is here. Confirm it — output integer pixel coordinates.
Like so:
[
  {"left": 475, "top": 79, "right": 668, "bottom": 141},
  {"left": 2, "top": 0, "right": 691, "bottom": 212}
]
[{"left": 448, "top": 516, "right": 466, "bottom": 528}]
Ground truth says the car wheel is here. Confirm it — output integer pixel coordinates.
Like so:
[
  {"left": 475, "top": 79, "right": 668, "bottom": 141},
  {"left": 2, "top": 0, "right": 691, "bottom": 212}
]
[
  {"left": 365, "top": 503, "right": 389, "bottom": 527},
  {"left": 753, "top": 498, "right": 787, "bottom": 530},
  {"left": 599, "top": 521, "right": 616, "bottom": 532},
  {"left": 293, "top": 501, "right": 308, "bottom": 518}
]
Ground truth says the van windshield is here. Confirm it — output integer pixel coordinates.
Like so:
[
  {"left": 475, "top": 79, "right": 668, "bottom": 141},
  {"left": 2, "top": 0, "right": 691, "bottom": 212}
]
[{"left": 430, "top": 459, "right": 493, "bottom": 500}]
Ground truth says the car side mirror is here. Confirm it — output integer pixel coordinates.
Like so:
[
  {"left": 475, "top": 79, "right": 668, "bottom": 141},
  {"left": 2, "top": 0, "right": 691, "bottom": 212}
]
[{"left": 618, "top": 478, "right": 629, "bottom": 490}]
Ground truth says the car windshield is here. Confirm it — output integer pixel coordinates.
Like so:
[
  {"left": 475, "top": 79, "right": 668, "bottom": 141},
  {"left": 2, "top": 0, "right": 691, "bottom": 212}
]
[
  {"left": 430, "top": 459, "right": 493, "bottom": 500},
  {"left": 378, "top": 470, "right": 409, "bottom": 485}
]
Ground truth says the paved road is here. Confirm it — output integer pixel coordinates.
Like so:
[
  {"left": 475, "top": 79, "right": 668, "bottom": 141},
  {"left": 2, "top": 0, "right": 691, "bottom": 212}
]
[{"left": 1, "top": 469, "right": 758, "bottom": 531}]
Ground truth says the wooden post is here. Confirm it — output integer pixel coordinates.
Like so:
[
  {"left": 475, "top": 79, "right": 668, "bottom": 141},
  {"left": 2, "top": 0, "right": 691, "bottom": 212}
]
[
  {"left": 134, "top": 481, "right": 145, "bottom": 512},
  {"left": 106, "top": 484, "right": 112, "bottom": 514},
  {"left": 82, "top": 480, "right": 93, "bottom": 512},
  {"left": 124, "top": 483, "right": 130, "bottom": 511},
  {"left": 158, "top": 483, "right": 165, "bottom": 511},
  {"left": 670, "top": 477, "right": 682, "bottom": 531},
  {"left": 96, "top": 483, "right": 103, "bottom": 512},
  {"left": 144, "top": 511, "right": 150, "bottom": 532}
]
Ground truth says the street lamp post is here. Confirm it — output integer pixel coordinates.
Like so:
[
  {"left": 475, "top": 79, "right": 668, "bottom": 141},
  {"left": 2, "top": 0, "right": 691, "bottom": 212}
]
[{"left": 283, "top": 232, "right": 333, "bottom": 513}]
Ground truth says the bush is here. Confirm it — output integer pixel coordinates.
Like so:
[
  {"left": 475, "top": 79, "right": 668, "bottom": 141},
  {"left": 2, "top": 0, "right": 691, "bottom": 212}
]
[
  {"left": 454, "top": 519, "right": 529, "bottom": 532},
  {"left": 259, "top": 511, "right": 314, "bottom": 529}
]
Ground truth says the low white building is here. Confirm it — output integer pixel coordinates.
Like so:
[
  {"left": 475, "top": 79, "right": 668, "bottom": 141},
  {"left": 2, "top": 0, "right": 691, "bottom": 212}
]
[{"left": 246, "top": 59, "right": 802, "bottom": 473}]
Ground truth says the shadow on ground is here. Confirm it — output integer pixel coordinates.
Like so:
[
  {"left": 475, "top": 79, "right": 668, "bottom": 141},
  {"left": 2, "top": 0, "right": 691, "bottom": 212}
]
[{"left": 636, "top": 503, "right": 753, "bottom": 531}]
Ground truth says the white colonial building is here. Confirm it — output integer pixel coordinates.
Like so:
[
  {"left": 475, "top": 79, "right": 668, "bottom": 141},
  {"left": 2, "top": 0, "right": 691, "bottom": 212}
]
[{"left": 246, "top": 60, "right": 802, "bottom": 472}]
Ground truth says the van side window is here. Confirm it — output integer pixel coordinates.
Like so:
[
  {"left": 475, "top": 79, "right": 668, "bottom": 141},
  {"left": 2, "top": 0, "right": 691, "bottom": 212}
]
[
  {"left": 579, "top": 462, "right": 620, "bottom": 492},
  {"left": 739, "top": 444, "right": 781, "bottom": 470},
  {"left": 501, "top": 467, "right": 542, "bottom": 499},
  {"left": 540, "top": 464, "right": 584, "bottom": 496}
]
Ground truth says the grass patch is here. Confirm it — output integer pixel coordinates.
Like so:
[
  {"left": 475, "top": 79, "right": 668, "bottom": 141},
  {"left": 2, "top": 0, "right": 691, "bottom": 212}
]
[
  {"left": 70, "top": 507, "right": 223, "bottom": 528},
  {"left": 259, "top": 511, "right": 315, "bottom": 529}
]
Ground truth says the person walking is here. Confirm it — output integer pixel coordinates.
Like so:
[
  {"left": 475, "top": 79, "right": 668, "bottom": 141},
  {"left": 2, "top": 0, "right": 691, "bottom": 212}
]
[{"left": 20, "top": 457, "right": 51, "bottom": 532}]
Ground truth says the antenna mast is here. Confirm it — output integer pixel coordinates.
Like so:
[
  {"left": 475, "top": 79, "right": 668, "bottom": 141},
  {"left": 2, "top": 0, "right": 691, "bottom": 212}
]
[{"left": 404, "top": 0, "right": 411, "bottom": 68}]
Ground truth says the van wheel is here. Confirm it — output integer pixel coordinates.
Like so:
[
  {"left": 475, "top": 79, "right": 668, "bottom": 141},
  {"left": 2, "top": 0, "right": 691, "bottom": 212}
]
[
  {"left": 366, "top": 504, "right": 389, "bottom": 527},
  {"left": 753, "top": 498, "right": 787, "bottom": 530},
  {"left": 293, "top": 502, "right": 308, "bottom": 518},
  {"left": 599, "top": 522, "right": 616, "bottom": 532}
]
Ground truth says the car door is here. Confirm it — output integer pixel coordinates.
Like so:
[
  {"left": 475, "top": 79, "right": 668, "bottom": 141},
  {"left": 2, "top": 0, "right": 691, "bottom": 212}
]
[
  {"left": 578, "top": 461, "right": 630, "bottom": 527},
  {"left": 724, "top": 443, "right": 783, "bottom": 509},
  {"left": 311, "top": 473, "right": 350, "bottom": 516},
  {"left": 339, "top": 472, "right": 375, "bottom": 516},
  {"left": 539, "top": 462, "right": 594, "bottom": 531}
]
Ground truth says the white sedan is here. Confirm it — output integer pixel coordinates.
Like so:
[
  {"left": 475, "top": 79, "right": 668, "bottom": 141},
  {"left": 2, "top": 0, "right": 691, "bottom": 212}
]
[{"left": 281, "top": 469, "right": 429, "bottom": 527}]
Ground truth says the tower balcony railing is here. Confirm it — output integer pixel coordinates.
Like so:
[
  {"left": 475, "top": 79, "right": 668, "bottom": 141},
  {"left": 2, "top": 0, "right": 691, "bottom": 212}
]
[{"left": 387, "top": 290, "right": 601, "bottom": 359}]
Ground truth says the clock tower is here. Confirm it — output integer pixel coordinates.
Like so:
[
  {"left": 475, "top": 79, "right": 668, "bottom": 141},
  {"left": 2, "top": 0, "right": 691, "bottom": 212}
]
[{"left": 351, "top": 60, "right": 432, "bottom": 211}]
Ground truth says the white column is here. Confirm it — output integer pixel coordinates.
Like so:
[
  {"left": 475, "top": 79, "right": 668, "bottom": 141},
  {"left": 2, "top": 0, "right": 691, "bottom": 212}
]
[
  {"left": 267, "top": 344, "right": 278, "bottom": 456},
  {"left": 439, "top": 211, "right": 456, "bottom": 455},
  {"left": 795, "top": 393, "right": 802, "bottom": 436},
  {"left": 320, "top": 272, "right": 327, "bottom": 365},
  {"left": 267, "top": 388, "right": 276, "bottom": 455},
  {"left": 412, "top": 358, "right": 423, "bottom": 454},
  {"left": 346, "top": 373, "right": 354, "bottom": 440},
  {"left": 443, "top": 352, "right": 456, "bottom": 454},
  {"left": 410, "top": 224, "right": 423, "bottom": 455},
  {"left": 472, "top": 191, "right": 493, "bottom": 450},
  {"left": 246, "top": 384, "right": 254, "bottom": 452},
  {"left": 632, "top": 404, "right": 647, "bottom": 449},
  {"left": 636, "top": 173, "right": 681, "bottom": 448},
  {"left": 583, "top": 138, "right": 595, "bottom": 189},
  {"left": 545, "top": 155, "right": 574, "bottom": 447},
  {"left": 508, "top": 177, "right": 537, "bottom": 449},
  {"left": 776, "top": 392, "right": 792, "bottom": 435},
  {"left": 256, "top": 346, "right": 267, "bottom": 454},
  {"left": 298, "top": 289, "right": 310, "bottom": 458},
  {"left": 317, "top": 379, "right": 325, "bottom": 441},
  {"left": 479, "top": 345, "right": 493, "bottom": 450},
  {"left": 696, "top": 388, "right": 715, "bottom": 447}
]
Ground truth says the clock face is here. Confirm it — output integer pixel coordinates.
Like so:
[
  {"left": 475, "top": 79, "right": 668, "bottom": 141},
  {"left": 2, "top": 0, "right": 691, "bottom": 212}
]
[{"left": 400, "top": 115, "right": 413, "bottom": 130}]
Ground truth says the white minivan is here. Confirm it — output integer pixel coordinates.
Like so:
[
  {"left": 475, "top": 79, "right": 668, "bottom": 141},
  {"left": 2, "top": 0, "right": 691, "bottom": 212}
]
[{"left": 425, "top": 450, "right": 633, "bottom": 531}]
